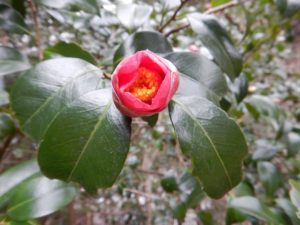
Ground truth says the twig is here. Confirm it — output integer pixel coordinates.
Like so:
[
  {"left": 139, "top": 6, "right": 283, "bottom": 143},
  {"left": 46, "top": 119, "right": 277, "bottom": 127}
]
[
  {"left": 68, "top": 201, "right": 76, "bottom": 225},
  {"left": 137, "top": 168, "right": 164, "bottom": 176},
  {"left": 159, "top": 0, "right": 191, "bottom": 32},
  {"left": 165, "top": 23, "right": 190, "bottom": 37},
  {"left": 163, "top": 0, "right": 240, "bottom": 37},
  {"left": 102, "top": 72, "right": 111, "bottom": 80},
  {"left": 0, "top": 135, "right": 14, "bottom": 161},
  {"left": 28, "top": 0, "right": 43, "bottom": 61},
  {"left": 204, "top": 0, "right": 239, "bottom": 14},
  {"left": 124, "top": 188, "right": 159, "bottom": 200}
]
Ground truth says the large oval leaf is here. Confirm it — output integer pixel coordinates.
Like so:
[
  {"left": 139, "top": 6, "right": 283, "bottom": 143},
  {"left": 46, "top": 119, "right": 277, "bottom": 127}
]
[
  {"left": 164, "top": 52, "right": 228, "bottom": 102},
  {"left": 169, "top": 96, "right": 247, "bottom": 198},
  {"left": 188, "top": 13, "right": 242, "bottom": 79},
  {"left": 0, "top": 47, "right": 31, "bottom": 76},
  {"left": 0, "top": 3, "right": 29, "bottom": 34},
  {"left": 38, "top": 89, "right": 131, "bottom": 193},
  {"left": 7, "top": 176, "right": 77, "bottom": 221},
  {"left": 113, "top": 31, "right": 172, "bottom": 66},
  {"left": 10, "top": 58, "right": 102, "bottom": 143}
]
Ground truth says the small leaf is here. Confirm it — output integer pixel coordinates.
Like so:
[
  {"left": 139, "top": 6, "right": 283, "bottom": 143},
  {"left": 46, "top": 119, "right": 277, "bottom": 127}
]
[
  {"left": 257, "top": 162, "right": 282, "bottom": 196},
  {"left": 44, "top": 42, "right": 97, "bottom": 65},
  {"left": 7, "top": 176, "right": 77, "bottom": 221},
  {"left": 161, "top": 175, "right": 178, "bottom": 193},
  {"left": 188, "top": 13, "right": 243, "bottom": 78},
  {"left": 116, "top": 4, "right": 152, "bottom": 29},
  {"left": 0, "top": 47, "right": 31, "bottom": 76},
  {"left": 10, "top": 58, "right": 102, "bottom": 143},
  {"left": 142, "top": 114, "right": 159, "bottom": 127},
  {"left": 0, "top": 159, "right": 39, "bottom": 206},
  {"left": 229, "top": 73, "right": 248, "bottom": 103},
  {"left": 289, "top": 179, "right": 300, "bottom": 218},
  {"left": 36, "top": 0, "right": 99, "bottom": 14},
  {"left": 286, "top": 132, "right": 300, "bottom": 157},
  {"left": 38, "top": 89, "right": 131, "bottom": 193},
  {"left": 164, "top": 52, "right": 228, "bottom": 102},
  {"left": 0, "top": 3, "right": 29, "bottom": 34},
  {"left": 276, "top": 198, "right": 300, "bottom": 225},
  {"left": 169, "top": 96, "right": 247, "bottom": 198},
  {"left": 0, "top": 112, "right": 16, "bottom": 140},
  {"left": 113, "top": 31, "right": 172, "bottom": 66},
  {"left": 229, "top": 196, "right": 288, "bottom": 224}
]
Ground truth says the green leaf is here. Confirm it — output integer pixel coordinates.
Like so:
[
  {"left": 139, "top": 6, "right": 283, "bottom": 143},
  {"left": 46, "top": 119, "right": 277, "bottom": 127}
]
[
  {"left": 0, "top": 112, "right": 16, "bottom": 140},
  {"left": 245, "top": 95, "right": 285, "bottom": 131},
  {"left": 225, "top": 207, "right": 247, "bottom": 225},
  {"left": 276, "top": 198, "right": 300, "bottom": 225},
  {"left": 257, "top": 162, "right": 282, "bottom": 197},
  {"left": 276, "top": 0, "right": 288, "bottom": 14},
  {"left": 0, "top": 3, "right": 29, "bottom": 34},
  {"left": 0, "top": 47, "right": 31, "bottom": 76},
  {"left": 38, "top": 89, "right": 131, "bottom": 193},
  {"left": 289, "top": 179, "right": 300, "bottom": 218},
  {"left": 113, "top": 31, "right": 172, "bottom": 66},
  {"left": 10, "top": 58, "right": 102, "bottom": 143},
  {"left": 286, "top": 132, "right": 300, "bottom": 157},
  {"left": 228, "top": 196, "right": 288, "bottom": 224},
  {"left": 36, "top": 0, "right": 99, "bottom": 14},
  {"left": 198, "top": 211, "right": 214, "bottom": 225},
  {"left": 229, "top": 74, "right": 248, "bottom": 103},
  {"left": 161, "top": 175, "right": 178, "bottom": 193},
  {"left": 0, "top": 159, "right": 39, "bottom": 206},
  {"left": 10, "top": 58, "right": 131, "bottom": 193},
  {"left": 44, "top": 42, "right": 97, "bottom": 65},
  {"left": 187, "top": 13, "right": 243, "bottom": 79},
  {"left": 7, "top": 176, "right": 77, "bottom": 221},
  {"left": 169, "top": 96, "right": 247, "bottom": 198},
  {"left": 178, "top": 171, "right": 204, "bottom": 208},
  {"left": 142, "top": 114, "right": 159, "bottom": 127},
  {"left": 210, "top": 0, "right": 230, "bottom": 7},
  {"left": 164, "top": 52, "right": 228, "bottom": 102},
  {"left": 116, "top": 4, "right": 152, "bottom": 29}
]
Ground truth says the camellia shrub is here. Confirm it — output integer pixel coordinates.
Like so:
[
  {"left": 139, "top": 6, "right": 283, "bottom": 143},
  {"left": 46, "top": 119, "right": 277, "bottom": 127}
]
[{"left": 0, "top": 0, "right": 300, "bottom": 224}]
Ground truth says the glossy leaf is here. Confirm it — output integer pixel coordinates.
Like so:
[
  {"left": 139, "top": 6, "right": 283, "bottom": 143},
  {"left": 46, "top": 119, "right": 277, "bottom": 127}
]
[
  {"left": 7, "top": 176, "right": 77, "bottom": 221},
  {"left": 10, "top": 58, "right": 102, "bottom": 143},
  {"left": 0, "top": 159, "right": 39, "bottom": 206},
  {"left": 257, "top": 162, "right": 282, "bottom": 196},
  {"left": 188, "top": 13, "right": 243, "bottom": 78},
  {"left": 10, "top": 58, "right": 131, "bottom": 193},
  {"left": 38, "top": 89, "right": 131, "bottom": 193},
  {"left": 169, "top": 96, "right": 247, "bottom": 198},
  {"left": 0, "top": 3, "right": 29, "bottom": 34},
  {"left": 164, "top": 52, "right": 228, "bottom": 102},
  {"left": 228, "top": 196, "right": 288, "bottom": 224},
  {"left": 113, "top": 31, "right": 172, "bottom": 66},
  {"left": 0, "top": 47, "right": 31, "bottom": 76},
  {"left": 161, "top": 175, "right": 178, "bottom": 193},
  {"left": 116, "top": 4, "right": 152, "bottom": 29},
  {"left": 289, "top": 179, "right": 300, "bottom": 218},
  {"left": 286, "top": 132, "right": 300, "bottom": 157},
  {"left": 44, "top": 42, "right": 97, "bottom": 65}
]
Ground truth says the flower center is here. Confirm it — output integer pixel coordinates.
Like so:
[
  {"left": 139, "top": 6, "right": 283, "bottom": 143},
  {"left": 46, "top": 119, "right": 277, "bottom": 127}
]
[{"left": 126, "top": 67, "right": 162, "bottom": 103}]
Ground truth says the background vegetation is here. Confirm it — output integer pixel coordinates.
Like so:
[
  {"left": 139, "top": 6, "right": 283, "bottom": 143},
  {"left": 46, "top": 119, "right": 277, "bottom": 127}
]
[{"left": 0, "top": 0, "right": 300, "bottom": 224}]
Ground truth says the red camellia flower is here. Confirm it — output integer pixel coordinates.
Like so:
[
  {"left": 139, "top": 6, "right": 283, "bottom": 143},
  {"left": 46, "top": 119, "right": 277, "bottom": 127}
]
[{"left": 112, "top": 50, "right": 179, "bottom": 117}]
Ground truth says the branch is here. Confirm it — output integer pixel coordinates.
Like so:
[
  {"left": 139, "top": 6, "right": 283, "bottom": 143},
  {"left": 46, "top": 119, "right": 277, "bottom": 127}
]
[
  {"left": 28, "top": 0, "right": 43, "bottom": 61},
  {"left": 204, "top": 0, "right": 239, "bottom": 14},
  {"left": 0, "top": 135, "right": 14, "bottom": 161},
  {"left": 159, "top": 0, "right": 190, "bottom": 32},
  {"left": 163, "top": 0, "right": 240, "bottom": 37}
]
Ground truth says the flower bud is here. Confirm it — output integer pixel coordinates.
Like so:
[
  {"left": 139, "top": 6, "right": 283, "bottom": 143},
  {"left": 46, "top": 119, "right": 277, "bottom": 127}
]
[{"left": 112, "top": 50, "right": 179, "bottom": 117}]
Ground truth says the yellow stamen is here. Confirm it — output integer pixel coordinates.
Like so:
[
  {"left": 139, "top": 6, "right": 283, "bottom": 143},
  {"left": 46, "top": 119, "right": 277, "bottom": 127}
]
[{"left": 126, "top": 67, "right": 161, "bottom": 103}]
